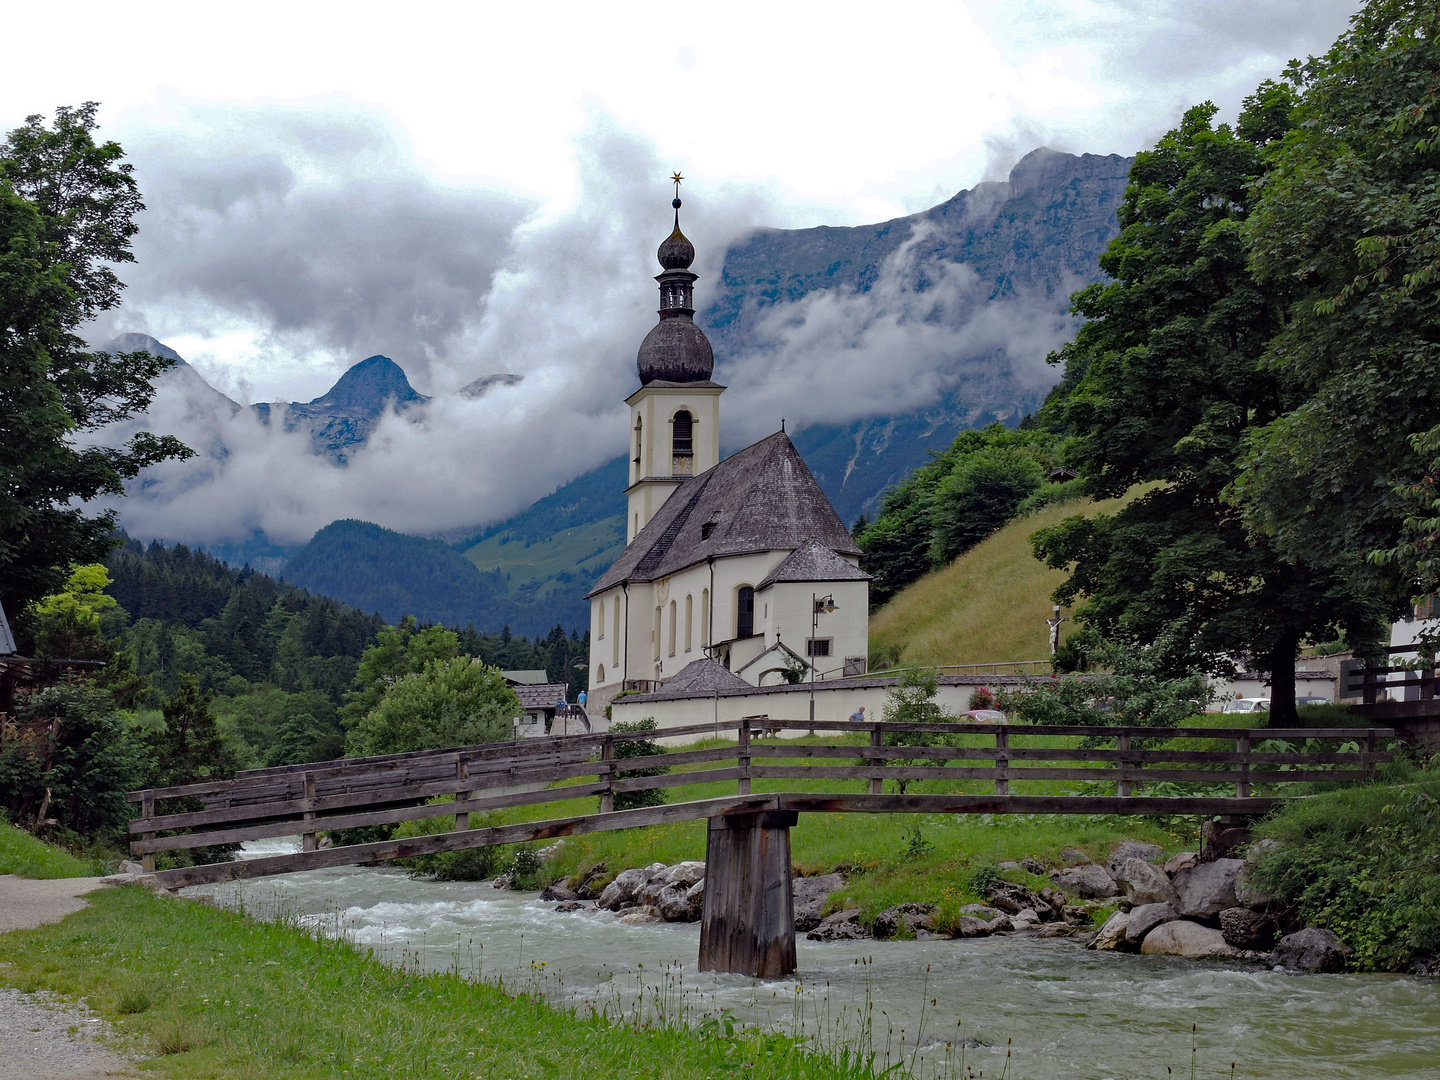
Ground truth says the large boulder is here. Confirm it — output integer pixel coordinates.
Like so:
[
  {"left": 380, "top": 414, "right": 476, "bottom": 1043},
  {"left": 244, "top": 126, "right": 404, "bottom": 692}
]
[
  {"left": 1088, "top": 911, "right": 1131, "bottom": 951},
  {"left": 987, "top": 880, "right": 1049, "bottom": 912},
  {"left": 1114, "top": 858, "right": 1176, "bottom": 907},
  {"left": 1410, "top": 957, "right": 1440, "bottom": 978},
  {"left": 806, "top": 909, "right": 872, "bottom": 942},
  {"left": 540, "top": 884, "right": 578, "bottom": 903},
  {"left": 1048, "top": 864, "right": 1119, "bottom": 899},
  {"left": 657, "top": 861, "right": 706, "bottom": 889},
  {"left": 1272, "top": 928, "right": 1353, "bottom": 973},
  {"left": 957, "top": 915, "right": 1004, "bottom": 937},
  {"left": 959, "top": 903, "right": 1005, "bottom": 921},
  {"left": 793, "top": 873, "right": 845, "bottom": 931},
  {"left": 1219, "top": 907, "right": 1276, "bottom": 950},
  {"left": 1235, "top": 839, "right": 1281, "bottom": 908},
  {"left": 1140, "top": 920, "right": 1232, "bottom": 958},
  {"left": 1123, "top": 902, "right": 1181, "bottom": 947},
  {"left": 597, "top": 867, "right": 654, "bottom": 911},
  {"left": 656, "top": 886, "right": 701, "bottom": 922},
  {"left": 1172, "top": 858, "right": 1243, "bottom": 918},
  {"left": 873, "top": 903, "right": 938, "bottom": 939},
  {"left": 1106, "top": 841, "right": 1164, "bottom": 878},
  {"left": 1163, "top": 852, "right": 1199, "bottom": 876},
  {"left": 617, "top": 905, "right": 663, "bottom": 925}
]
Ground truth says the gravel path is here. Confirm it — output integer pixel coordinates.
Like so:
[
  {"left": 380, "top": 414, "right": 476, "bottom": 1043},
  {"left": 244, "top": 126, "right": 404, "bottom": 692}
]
[{"left": 0, "top": 876, "right": 137, "bottom": 1079}]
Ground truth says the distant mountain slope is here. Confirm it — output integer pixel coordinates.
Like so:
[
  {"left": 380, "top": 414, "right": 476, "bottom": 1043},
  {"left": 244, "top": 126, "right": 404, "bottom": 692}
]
[
  {"left": 252, "top": 354, "right": 427, "bottom": 462},
  {"left": 282, "top": 519, "right": 585, "bottom": 636}
]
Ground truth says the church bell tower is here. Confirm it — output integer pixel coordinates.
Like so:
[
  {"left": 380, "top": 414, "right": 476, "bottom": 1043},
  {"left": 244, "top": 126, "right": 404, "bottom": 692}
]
[{"left": 625, "top": 175, "right": 723, "bottom": 543}]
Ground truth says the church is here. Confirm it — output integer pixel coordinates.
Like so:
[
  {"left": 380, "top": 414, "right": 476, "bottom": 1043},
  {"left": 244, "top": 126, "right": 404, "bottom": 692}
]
[{"left": 585, "top": 184, "right": 871, "bottom": 720}]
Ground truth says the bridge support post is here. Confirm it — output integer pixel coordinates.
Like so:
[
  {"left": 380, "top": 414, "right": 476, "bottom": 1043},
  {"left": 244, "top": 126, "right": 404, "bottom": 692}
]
[{"left": 699, "top": 810, "right": 797, "bottom": 979}]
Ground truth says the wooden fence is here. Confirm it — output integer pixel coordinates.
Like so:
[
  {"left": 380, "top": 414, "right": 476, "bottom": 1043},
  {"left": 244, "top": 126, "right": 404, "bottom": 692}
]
[{"left": 127, "top": 718, "right": 1395, "bottom": 889}]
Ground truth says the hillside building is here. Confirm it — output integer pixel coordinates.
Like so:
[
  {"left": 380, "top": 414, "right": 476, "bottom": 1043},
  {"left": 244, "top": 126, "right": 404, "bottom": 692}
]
[{"left": 585, "top": 188, "right": 870, "bottom": 720}]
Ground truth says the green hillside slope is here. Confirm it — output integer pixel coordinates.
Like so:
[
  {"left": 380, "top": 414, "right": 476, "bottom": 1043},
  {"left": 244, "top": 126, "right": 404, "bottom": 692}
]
[
  {"left": 869, "top": 493, "right": 1135, "bottom": 667},
  {"left": 463, "top": 514, "right": 624, "bottom": 605}
]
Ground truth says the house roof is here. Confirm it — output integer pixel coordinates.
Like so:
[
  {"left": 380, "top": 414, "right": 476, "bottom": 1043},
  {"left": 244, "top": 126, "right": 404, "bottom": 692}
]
[
  {"left": 757, "top": 539, "right": 870, "bottom": 591},
  {"left": 503, "top": 669, "right": 551, "bottom": 685},
  {"left": 514, "top": 683, "right": 569, "bottom": 709},
  {"left": 588, "top": 432, "right": 860, "bottom": 595},
  {"left": 735, "top": 639, "right": 809, "bottom": 680},
  {"left": 637, "top": 658, "right": 751, "bottom": 700},
  {"left": 0, "top": 602, "right": 14, "bottom": 656}
]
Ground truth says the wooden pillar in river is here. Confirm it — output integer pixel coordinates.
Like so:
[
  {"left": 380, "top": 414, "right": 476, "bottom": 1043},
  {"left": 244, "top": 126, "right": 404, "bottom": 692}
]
[{"left": 698, "top": 810, "right": 797, "bottom": 979}]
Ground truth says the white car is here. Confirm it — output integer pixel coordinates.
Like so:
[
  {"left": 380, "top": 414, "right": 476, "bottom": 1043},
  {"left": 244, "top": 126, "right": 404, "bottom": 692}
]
[{"left": 1221, "top": 698, "right": 1271, "bottom": 714}]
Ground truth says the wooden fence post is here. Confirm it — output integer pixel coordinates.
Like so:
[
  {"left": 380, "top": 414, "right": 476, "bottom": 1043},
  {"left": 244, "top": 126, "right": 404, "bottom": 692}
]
[
  {"left": 1363, "top": 663, "right": 1378, "bottom": 705},
  {"left": 737, "top": 719, "right": 751, "bottom": 795},
  {"left": 869, "top": 725, "right": 883, "bottom": 795},
  {"left": 1117, "top": 732, "right": 1132, "bottom": 797},
  {"left": 994, "top": 729, "right": 1010, "bottom": 796},
  {"left": 140, "top": 791, "right": 155, "bottom": 873},
  {"left": 1236, "top": 733, "right": 1251, "bottom": 798},
  {"left": 1364, "top": 731, "right": 1377, "bottom": 782},
  {"left": 600, "top": 734, "right": 615, "bottom": 814},
  {"left": 302, "top": 772, "right": 317, "bottom": 852},
  {"left": 455, "top": 759, "right": 471, "bottom": 831}
]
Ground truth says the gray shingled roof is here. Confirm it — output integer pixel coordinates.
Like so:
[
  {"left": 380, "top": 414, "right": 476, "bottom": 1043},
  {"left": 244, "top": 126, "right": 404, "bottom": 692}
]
[
  {"left": 588, "top": 432, "right": 860, "bottom": 595},
  {"left": 641, "top": 658, "right": 751, "bottom": 700},
  {"left": 757, "top": 539, "right": 871, "bottom": 591}
]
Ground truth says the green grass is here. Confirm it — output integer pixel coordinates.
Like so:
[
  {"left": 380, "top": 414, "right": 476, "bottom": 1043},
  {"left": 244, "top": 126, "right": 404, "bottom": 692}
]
[
  {"left": 0, "top": 819, "right": 97, "bottom": 878},
  {"left": 464, "top": 515, "right": 624, "bottom": 599},
  {"left": 869, "top": 493, "right": 1138, "bottom": 668},
  {"left": 0, "top": 886, "right": 877, "bottom": 1080}
]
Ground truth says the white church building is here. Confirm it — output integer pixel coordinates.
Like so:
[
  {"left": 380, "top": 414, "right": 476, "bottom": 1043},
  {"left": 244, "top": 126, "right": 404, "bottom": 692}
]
[{"left": 585, "top": 187, "right": 871, "bottom": 720}]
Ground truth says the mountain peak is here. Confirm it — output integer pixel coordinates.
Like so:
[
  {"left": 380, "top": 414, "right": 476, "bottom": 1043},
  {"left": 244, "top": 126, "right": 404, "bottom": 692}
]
[
  {"left": 308, "top": 355, "right": 428, "bottom": 415},
  {"left": 104, "top": 332, "right": 187, "bottom": 365}
]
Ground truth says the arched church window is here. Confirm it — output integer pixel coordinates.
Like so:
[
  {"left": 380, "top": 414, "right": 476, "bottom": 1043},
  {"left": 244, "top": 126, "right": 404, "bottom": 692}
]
[
  {"left": 634, "top": 418, "right": 643, "bottom": 467},
  {"left": 672, "top": 410, "right": 693, "bottom": 455},
  {"left": 613, "top": 601, "right": 621, "bottom": 666},
  {"left": 597, "top": 664, "right": 605, "bottom": 683},
  {"left": 701, "top": 588, "right": 710, "bottom": 646},
  {"left": 668, "top": 599, "right": 677, "bottom": 656},
  {"left": 598, "top": 598, "right": 605, "bottom": 638},
  {"left": 654, "top": 606, "right": 662, "bottom": 660},
  {"left": 684, "top": 594, "right": 693, "bottom": 652},
  {"left": 736, "top": 586, "right": 755, "bottom": 639}
]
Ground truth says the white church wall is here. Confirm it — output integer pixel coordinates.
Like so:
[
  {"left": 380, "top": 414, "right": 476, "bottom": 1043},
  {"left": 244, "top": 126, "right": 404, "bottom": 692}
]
[{"left": 761, "top": 578, "right": 869, "bottom": 680}]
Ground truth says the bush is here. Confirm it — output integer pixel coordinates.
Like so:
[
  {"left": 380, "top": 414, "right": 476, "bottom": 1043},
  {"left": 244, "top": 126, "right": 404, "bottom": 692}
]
[
  {"left": 347, "top": 656, "right": 519, "bottom": 756},
  {"left": 1250, "top": 758, "right": 1440, "bottom": 971},
  {"left": 392, "top": 801, "right": 499, "bottom": 881},
  {"left": 609, "top": 718, "right": 669, "bottom": 811}
]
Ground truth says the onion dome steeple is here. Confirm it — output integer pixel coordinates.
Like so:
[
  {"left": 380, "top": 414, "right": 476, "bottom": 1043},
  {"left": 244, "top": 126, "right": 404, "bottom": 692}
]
[{"left": 637, "top": 173, "right": 714, "bottom": 384}]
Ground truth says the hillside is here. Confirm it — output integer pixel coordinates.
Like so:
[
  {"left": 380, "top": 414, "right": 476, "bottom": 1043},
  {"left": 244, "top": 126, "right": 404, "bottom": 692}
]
[{"left": 868, "top": 492, "right": 1136, "bottom": 667}]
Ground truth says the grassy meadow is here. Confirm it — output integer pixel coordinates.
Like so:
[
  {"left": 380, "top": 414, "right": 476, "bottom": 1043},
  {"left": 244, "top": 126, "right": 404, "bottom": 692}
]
[
  {"left": 868, "top": 492, "right": 1138, "bottom": 668},
  {"left": 0, "top": 817, "right": 101, "bottom": 878}
]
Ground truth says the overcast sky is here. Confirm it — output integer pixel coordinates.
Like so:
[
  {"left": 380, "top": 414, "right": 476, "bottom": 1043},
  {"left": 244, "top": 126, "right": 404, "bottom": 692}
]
[{"left": 3, "top": 0, "right": 1362, "bottom": 544}]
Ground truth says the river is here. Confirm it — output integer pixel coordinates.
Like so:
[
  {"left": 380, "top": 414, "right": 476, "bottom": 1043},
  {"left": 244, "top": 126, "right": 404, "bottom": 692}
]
[{"left": 185, "top": 840, "right": 1440, "bottom": 1080}]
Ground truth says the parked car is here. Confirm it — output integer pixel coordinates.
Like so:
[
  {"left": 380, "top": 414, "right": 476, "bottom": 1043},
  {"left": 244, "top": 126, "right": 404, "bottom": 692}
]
[
  {"left": 961, "top": 709, "right": 1006, "bottom": 722},
  {"left": 1220, "top": 698, "right": 1271, "bottom": 714},
  {"left": 1295, "top": 696, "right": 1331, "bottom": 707}
]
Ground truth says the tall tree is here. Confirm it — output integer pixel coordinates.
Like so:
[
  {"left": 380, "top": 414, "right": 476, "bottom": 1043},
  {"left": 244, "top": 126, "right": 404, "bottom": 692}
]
[
  {"left": 1033, "top": 89, "right": 1384, "bottom": 723},
  {"left": 1232, "top": 1, "right": 1440, "bottom": 618},
  {"left": 0, "top": 104, "right": 191, "bottom": 619}
]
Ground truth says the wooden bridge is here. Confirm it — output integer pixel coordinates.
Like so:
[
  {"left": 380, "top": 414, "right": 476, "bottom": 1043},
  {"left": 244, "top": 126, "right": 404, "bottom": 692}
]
[{"left": 127, "top": 718, "right": 1395, "bottom": 978}]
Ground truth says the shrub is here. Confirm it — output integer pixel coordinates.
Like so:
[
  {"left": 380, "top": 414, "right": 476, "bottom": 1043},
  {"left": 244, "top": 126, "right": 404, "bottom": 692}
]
[
  {"left": 609, "top": 718, "right": 669, "bottom": 811},
  {"left": 392, "top": 801, "right": 500, "bottom": 881}
]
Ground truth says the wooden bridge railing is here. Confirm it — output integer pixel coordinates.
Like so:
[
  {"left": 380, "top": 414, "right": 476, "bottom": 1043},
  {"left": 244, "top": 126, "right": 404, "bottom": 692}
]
[{"left": 126, "top": 719, "right": 1395, "bottom": 888}]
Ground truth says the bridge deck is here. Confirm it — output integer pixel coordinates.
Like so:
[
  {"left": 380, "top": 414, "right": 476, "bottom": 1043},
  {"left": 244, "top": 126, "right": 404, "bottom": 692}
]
[{"left": 126, "top": 718, "right": 1395, "bottom": 891}]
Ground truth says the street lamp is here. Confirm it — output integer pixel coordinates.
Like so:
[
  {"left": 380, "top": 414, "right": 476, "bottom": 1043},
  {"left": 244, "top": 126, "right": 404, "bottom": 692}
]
[{"left": 810, "top": 593, "right": 837, "bottom": 735}]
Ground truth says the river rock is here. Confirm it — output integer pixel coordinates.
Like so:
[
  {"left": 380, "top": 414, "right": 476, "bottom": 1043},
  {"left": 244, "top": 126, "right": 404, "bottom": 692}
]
[
  {"left": 1163, "top": 852, "right": 1199, "bottom": 876},
  {"left": 657, "top": 860, "right": 706, "bottom": 889},
  {"left": 793, "top": 873, "right": 846, "bottom": 931},
  {"left": 1060, "top": 848, "right": 1088, "bottom": 863},
  {"left": 1172, "top": 858, "right": 1243, "bottom": 918},
  {"left": 575, "top": 867, "right": 609, "bottom": 899},
  {"left": 1038, "top": 887, "right": 1069, "bottom": 917},
  {"left": 540, "top": 884, "right": 578, "bottom": 902},
  {"left": 658, "top": 886, "right": 700, "bottom": 922},
  {"left": 1048, "top": 864, "right": 1118, "bottom": 899},
  {"left": 960, "top": 903, "right": 1006, "bottom": 921},
  {"left": 1272, "top": 928, "right": 1352, "bottom": 973},
  {"left": 1010, "top": 908, "right": 1042, "bottom": 930},
  {"left": 617, "top": 905, "right": 663, "bottom": 925},
  {"left": 554, "top": 900, "right": 589, "bottom": 913},
  {"left": 117, "top": 859, "right": 145, "bottom": 876},
  {"left": 597, "top": 867, "right": 653, "bottom": 910},
  {"left": 1235, "top": 839, "right": 1280, "bottom": 908},
  {"left": 1088, "top": 911, "right": 1130, "bottom": 950},
  {"left": 1409, "top": 957, "right": 1440, "bottom": 977},
  {"left": 1140, "top": 920, "right": 1231, "bottom": 958},
  {"left": 1114, "top": 858, "right": 1176, "bottom": 907},
  {"left": 1106, "top": 841, "right": 1164, "bottom": 878},
  {"left": 1123, "top": 902, "right": 1181, "bottom": 946},
  {"left": 873, "top": 903, "right": 938, "bottom": 939},
  {"left": 806, "top": 909, "right": 872, "bottom": 942},
  {"left": 1218, "top": 907, "right": 1275, "bottom": 950},
  {"left": 956, "top": 915, "right": 1002, "bottom": 937},
  {"left": 986, "top": 880, "right": 1048, "bottom": 913}
]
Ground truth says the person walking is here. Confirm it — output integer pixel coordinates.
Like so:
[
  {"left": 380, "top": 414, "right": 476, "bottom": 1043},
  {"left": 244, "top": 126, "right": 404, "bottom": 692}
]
[{"left": 849, "top": 705, "right": 866, "bottom": 723}]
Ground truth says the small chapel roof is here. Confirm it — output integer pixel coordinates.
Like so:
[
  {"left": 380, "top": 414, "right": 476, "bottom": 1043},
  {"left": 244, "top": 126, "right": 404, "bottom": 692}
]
[
  {"left": 757, "top": 539, "right": 871, "bottom": 591},
  {"left": 641, "top": 658, "right": 751, "bottom": 700},
  {"left": 588, "top": 431, "right": 861, "bottom": 596}
]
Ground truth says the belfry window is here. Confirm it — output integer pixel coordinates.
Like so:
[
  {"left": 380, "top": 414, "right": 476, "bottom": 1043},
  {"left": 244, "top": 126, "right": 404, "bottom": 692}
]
[
  {"left": 672, "top": 411, "right": 693, "bottom": 454},
  {"left": 736, "top": 586, "right": 755, "bottom": 639}
]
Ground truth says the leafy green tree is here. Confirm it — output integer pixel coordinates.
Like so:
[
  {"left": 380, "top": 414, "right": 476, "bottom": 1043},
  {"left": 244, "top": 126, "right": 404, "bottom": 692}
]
[
  {"left": 0, "top": 105, "right": 191, "bottom": 618},
  {"left": 1231, "top": 1, "right": 1440, "bottom": 618},
  {"left": 857, "top": 425, "right": 1063, "bottom": 603},
  {"left": 0, "top": 682, "right": 146, "bottom": 840},
  {"left": 27, "top": 563, "right": 118, "bottom": 660},
  {"left": 347, "top": 656, "right": 519, "bottom": 756},
  {"left": 1033, "top": 89, "right": 1384, "bottom": 723},
  {"left": 341, "top": 617, "right": 459, "bottom": 726},
  {"left": 877, "top": 667, "right": 954, "bottom": 794},
  {"left": 148, "top": 674, "right": 238, "bottom": 788}
]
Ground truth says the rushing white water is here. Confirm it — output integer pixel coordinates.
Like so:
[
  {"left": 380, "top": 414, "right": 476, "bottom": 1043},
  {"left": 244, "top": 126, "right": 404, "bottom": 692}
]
[{"left": 187, "top": 843, "right": 1440, "bottom": 1079}]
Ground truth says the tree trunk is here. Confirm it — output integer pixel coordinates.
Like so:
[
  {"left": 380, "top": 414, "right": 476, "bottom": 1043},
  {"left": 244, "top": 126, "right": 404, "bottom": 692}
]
[{"left": 1267, "top": 629, "right": 1300, "bottom": 727}]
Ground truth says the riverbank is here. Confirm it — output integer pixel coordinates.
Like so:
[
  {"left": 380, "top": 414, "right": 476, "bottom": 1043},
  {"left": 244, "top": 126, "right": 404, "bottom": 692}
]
[{"left": 0, "top": 886, "right": 878, "bottom": 1080}]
